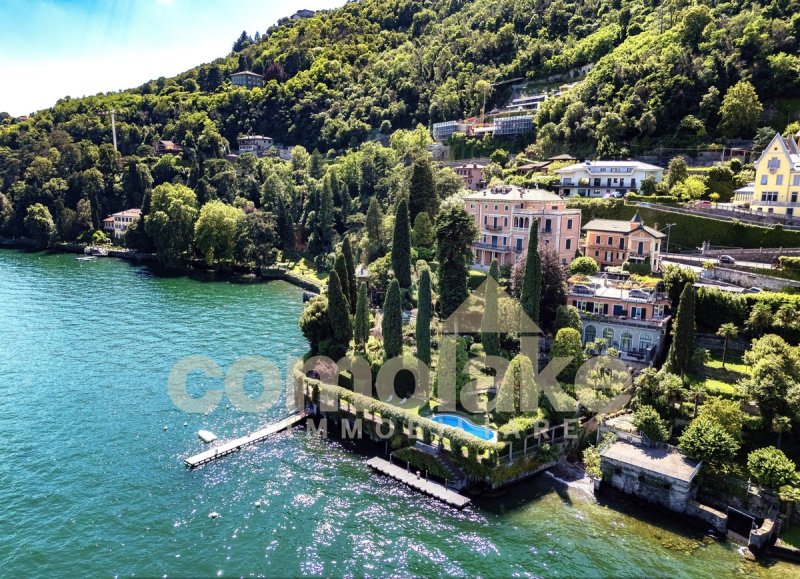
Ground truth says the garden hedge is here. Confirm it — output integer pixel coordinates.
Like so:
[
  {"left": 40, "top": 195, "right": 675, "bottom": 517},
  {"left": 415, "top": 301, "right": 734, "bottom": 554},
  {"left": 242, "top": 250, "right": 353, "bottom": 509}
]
[{"left": 567, "top": 198, "right": 800, "bottom": 251}]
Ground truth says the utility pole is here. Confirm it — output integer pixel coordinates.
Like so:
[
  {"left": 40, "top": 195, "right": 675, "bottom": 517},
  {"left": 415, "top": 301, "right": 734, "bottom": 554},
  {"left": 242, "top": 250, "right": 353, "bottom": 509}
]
[
  {"left": 661, "top": 223, "right": 676, "bottom": 258},
  {"left": 101, "top": 109, "right": 118, "bottom": 151}
]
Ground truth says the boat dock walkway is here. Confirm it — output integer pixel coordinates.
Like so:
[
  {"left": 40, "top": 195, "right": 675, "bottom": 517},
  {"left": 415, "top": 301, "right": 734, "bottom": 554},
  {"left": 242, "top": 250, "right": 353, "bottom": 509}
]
[
  {"left": 365, "top": 457, "right": 471, "bottom": 509},
  {"left": 184, "top": 412, "right": 308, "bottom": 468}
]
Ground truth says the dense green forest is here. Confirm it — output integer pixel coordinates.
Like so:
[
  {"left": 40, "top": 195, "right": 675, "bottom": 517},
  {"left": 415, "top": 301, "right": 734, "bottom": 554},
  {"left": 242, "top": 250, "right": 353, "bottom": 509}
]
[{"left": 1, "top": 0, "right": 799, "bottom": 259}]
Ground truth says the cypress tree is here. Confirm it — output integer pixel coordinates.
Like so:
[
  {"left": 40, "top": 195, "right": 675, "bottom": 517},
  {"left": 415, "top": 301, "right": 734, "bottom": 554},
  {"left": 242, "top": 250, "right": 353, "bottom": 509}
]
[
  {"left": 354, "top": 282, "right": 370, "bottom": 349},
  {"left": 416, "top": 268, "right": 432, "bottom": 364},
  {"left": 276, "top": 195, "right": 295, "bottom": 251},
  {"left": 436, "top": 205, "right": 478, "bottom": 318},
  {"left": 520, "top": 219, "right": 542, "bottom": 326},
  {"left": 327, "top": 270, "right": 352, "bottom": 347},
  {"left": 382, "top": 279, "right": 403, "bottom": 360},
  {"left": 342, "top": 237, "right": 357, "bottom": 312},
  {"left": 408, "top": 157, "right": 438, "bottom": 220},
  {"left": 334, "top": 253, "right": 351, "bottom": 312},
  {"left": 667, "top": 283, "right": 696, "bottom": 376},
  {"left": 391, "top": 197, "right": 412, "bottom": 289},
  {"left": 318, "top": 181, "right": 335, "bottom": 253},
  {"left": 482, "top": 259, "right": 501, "bottom": 356},
  {"left": 363, "top": 196, "right": 383, "bottom": 263}
]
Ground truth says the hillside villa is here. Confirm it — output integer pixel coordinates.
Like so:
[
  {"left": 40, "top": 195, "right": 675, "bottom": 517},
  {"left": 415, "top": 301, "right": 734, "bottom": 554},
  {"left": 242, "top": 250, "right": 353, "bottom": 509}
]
[
  {"left": 582, "top": 213, "right": 665, "bottom": 272},
  {"left": 568, "top": 272, "right": 671, "bottom": 365},
  {"left": 454, "top": 163, "right": 485, "bottom": 190},
  {"left": 732, "top": 132, "right": 800, "bottom": 216},
  {"left": 230, "top": 71, "right": 263, "bottom": 89},
  {"left": 102, "top": 208, "right": 141, "bottom": 241},
  {"left": 557, "top": 160, "right": 664, "bottom": 197},
  {"left": 237, "top": 135, "right": 274, "bottom": 157},
  {"left": 463, "top": 185, "right": 581, "bottom": 267}
]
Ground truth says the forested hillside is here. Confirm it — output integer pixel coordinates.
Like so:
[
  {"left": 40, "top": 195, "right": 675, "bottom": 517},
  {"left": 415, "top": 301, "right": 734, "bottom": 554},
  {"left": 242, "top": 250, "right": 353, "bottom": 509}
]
[{"left": 1, "top": 0, "right": 798, "bottom": 257}]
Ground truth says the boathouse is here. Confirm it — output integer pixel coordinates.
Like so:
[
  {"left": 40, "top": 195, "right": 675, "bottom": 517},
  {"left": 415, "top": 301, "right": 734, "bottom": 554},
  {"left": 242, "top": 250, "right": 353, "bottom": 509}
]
[{"left": 600, "top": 440, "right": 701, "bottom": 513}]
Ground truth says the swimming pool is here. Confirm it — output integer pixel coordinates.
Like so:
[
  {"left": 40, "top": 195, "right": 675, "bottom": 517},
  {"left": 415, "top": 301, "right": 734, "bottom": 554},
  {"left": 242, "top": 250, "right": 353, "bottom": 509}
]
[{"left": 431, "top": 414, "right": 497, "bottom": 442}]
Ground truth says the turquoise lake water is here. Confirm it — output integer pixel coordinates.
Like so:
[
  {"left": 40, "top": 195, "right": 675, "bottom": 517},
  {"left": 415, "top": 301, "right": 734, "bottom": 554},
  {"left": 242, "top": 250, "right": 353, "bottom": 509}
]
[{"left": 0, "top": 249, "right": 795, "bottom": 577}]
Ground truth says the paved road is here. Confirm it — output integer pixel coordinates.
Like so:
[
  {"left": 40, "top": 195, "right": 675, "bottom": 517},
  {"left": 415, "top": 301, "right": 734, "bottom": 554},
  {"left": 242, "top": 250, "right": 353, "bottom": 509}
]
[{"left": 661, "top": 253, "right": 775, "bottom": 270}]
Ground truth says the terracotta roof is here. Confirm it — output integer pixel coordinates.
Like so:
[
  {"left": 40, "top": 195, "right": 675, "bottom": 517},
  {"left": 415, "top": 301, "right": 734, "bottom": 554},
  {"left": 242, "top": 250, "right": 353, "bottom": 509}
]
[
  {"left": 463, "top": 185, "right": 563, "bottom": 202},
  {"left": 583, "top": 218, "right": 665, "bottom": 238}
]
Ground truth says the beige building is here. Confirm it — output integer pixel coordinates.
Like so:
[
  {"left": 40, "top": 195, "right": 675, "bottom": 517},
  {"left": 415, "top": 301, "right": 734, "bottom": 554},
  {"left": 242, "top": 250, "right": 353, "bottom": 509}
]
[
  {"left": 463, "top": 185, "right": 582, "bottom": 267},
  {"left": 103, "top": 208, "right": 141, "bottom": 241}
]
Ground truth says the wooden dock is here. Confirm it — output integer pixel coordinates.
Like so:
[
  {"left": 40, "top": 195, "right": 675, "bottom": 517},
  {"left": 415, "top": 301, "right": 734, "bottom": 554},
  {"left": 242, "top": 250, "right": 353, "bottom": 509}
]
[
  {"left": 365, "top": 457, "right": 471, "bottom": 509},
  {"left": 184, "top": 412, "right": 307, "bottom": 468}
]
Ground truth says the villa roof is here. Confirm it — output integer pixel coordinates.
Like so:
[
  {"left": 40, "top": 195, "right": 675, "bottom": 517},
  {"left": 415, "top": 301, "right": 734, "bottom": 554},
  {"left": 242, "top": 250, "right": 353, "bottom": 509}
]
[
  {"left": 556, "top": 160, "right": 664, "bottom": 173},
  {"left": 113, "top": 208, "right": 142, "bottom": 218},
  {"left": 231, "top": 71, "right": 262, "bottom": 78},
  {"left": 601, "top": 441, "right": 700, "bottom": 483},
  {"left": 463, "top": 185, "right": 563, "bottom": 202},
  {"left": 582, "top": 218, "right": 665, "bottom": 238}
]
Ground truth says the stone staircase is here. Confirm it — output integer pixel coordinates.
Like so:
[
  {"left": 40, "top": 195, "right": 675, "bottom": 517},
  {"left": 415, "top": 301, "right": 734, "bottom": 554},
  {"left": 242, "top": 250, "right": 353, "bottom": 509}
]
[{"left": 414, "top": 441, "right": 467, "bottom": 490}]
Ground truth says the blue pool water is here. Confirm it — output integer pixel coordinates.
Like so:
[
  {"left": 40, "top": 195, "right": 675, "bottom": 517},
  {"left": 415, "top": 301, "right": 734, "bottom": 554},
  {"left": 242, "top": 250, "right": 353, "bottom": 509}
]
[{"left": 431, "top": 414, "right": 497, "bottom": 441}]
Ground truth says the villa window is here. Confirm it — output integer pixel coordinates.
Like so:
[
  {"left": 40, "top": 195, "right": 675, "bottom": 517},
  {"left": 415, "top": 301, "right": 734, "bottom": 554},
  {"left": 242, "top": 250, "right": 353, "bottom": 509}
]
[
  {"left": 640, "top": 334, "right": 653, "bottom": 351},
  {"left": 621, "top": 332, "right": 632, "bottom": 352},
  {"left": 794, "top": 176, "right": 800, "bottom": 186},
  {"left": 584, "top": 325, "right": 596, "bottom": 344},
  {"left": 631, "top": 307, "right": 645, "bottom": 320},
  {"left": 777, "top": 175, "right": 784, "bottom": 185},
  {"left": 576, "top": 301, "right": 588, "bottom": 312},
  {"left": 792, "top": 192, "right": 798, "bottom": 203},
  {"left": 602, "top": 328, "right": 614, "bottom": 342},
  {"left": 505, "top": 206, "right": 509, "bottom": 211},
  {"left": 596, "top": 235, "right": 601, "bottom": 244},
  {"left": 767, "top": 157, "right": 781, "bottom": 171},
  {"left": 594, "top": 302, "right": 605, "bottom": 315},
  {"left": 567, "top": 219, "right": 573, "bottom": 229},
  {"left": 761, "top": 175, "right": 768, "bottom": 185},
  {"left": 566, "top": 239, "right": 572, "bottom": 250},
  {"left": 654, "top": 304, "right": 665, "bottom": 318},
  {"left": 608, "top": 237, "right": 613, "bottom": 245}
]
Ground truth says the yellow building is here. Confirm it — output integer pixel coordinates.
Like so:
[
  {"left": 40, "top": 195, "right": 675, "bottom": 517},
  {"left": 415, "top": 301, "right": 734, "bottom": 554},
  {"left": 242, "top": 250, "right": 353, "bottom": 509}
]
[{"left": 744, "top": 132, "right": 800, "bottom": 216}]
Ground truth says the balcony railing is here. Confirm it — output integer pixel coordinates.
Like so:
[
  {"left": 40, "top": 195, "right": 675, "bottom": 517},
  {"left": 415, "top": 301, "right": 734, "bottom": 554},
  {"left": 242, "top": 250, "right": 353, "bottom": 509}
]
[
  {"left": 484, "top": 224, "right": 504, "bottom": 232},
  {"left": 472, "top": 242, "right": 511, "bottom": 252}
]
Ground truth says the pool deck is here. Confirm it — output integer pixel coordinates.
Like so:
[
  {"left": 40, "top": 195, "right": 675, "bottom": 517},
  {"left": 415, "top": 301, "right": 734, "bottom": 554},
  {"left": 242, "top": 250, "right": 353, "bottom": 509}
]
[{"left": 366, "top": 457, "right": 472, "bottom": 509}]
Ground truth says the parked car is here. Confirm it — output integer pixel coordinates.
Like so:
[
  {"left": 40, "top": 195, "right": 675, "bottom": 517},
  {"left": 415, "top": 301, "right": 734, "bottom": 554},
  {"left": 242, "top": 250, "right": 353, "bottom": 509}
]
[
  {"left": 744, "top": 287, "right": 763, "bottom": 294},
  {"left": 694, "top": 200, "right": 712, "bottom": 208},
  {"left": 718, "top": 255, "right": 736, "bottom": 265}
]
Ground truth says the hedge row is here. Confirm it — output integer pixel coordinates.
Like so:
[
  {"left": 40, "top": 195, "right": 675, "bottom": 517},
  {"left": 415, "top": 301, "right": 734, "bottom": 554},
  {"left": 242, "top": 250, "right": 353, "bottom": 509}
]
[
  {"left": 695, "top": 286, "right": 800, "bottom": 332},
  {"left": 294, "top": 364, "right": 506, "bottom": 469},
  {"left": 626, "top": 194, "right": 682, "bottom": 206},
  {"left": 567, "top": 198, "right": 800, "bottom": 251},
  {"left": 779, "top": 256, "right": 800, "bottom": 271}
]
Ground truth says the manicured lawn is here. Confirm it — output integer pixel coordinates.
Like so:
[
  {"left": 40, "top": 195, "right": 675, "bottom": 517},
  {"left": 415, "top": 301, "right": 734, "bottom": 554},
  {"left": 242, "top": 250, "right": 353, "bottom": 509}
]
[
  {"left": 689, "top": 353, "right": 750, "bottom": 398},
  {"left": 287, "top": 258, "right": 328, "bottom": 286}
]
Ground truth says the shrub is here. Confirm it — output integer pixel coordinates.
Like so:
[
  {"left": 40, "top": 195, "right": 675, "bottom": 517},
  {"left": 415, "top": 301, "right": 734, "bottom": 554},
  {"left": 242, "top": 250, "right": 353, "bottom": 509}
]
[
  {"left": 570, "top": 256, "right": 599, "bottom": 276},
  {"left": 779, "top": 256, "right": 800, "bottom": 271},
  {"left": 748, "top": 446, "right": 798, "bottom": 488},
  {"left": 633, "top": 405, "right": 669, "bottom": 443}
]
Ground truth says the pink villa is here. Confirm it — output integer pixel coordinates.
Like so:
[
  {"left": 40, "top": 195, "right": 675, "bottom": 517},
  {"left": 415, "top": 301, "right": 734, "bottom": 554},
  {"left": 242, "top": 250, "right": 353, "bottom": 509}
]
[
  {"left": 463, "top": 185, "right": 582, "bottom": 267},
  {"left": 454, "top": 163, "right": 486, "bottom": 190}
]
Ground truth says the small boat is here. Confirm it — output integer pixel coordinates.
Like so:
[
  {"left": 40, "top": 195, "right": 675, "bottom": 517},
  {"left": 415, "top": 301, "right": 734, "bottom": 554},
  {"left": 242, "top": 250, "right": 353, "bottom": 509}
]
[
  {"left": 198, "top": 430, "right": 217, "bottom": 443},
  {"left": 76, "top": 256, "right": 97, "bottom": 261}
]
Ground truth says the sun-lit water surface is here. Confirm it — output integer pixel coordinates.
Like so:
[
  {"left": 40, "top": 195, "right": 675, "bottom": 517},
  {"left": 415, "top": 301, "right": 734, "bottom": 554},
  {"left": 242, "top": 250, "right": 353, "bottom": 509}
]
[{"left": 0, "top": 250, "right": 794, "bottom": 577}]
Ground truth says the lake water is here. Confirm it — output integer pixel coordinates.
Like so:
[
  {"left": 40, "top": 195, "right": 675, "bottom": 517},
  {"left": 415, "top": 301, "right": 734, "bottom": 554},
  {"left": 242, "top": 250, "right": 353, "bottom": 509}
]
[{"left": 0, "top": 250, "right": 794, "bottom": 577}]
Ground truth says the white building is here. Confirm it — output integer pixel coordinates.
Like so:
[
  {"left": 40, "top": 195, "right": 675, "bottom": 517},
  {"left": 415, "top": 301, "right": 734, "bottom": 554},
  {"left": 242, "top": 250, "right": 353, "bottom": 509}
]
[
  {"left": 237, "top": 135, "right": 274, "bottom": 157},
  {"left": 103, "top": 208, "right": 141, "bottom": 241},
  {"left": 557, "top": 160, "right": 664, "bottom": 198}
]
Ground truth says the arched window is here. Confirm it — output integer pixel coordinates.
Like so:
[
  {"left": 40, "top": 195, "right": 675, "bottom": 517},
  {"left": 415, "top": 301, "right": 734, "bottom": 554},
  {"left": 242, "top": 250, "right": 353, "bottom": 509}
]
[
  {"left": 640, "top": 333, "right": 653, "bottom": 351},
  {"left": 621, "top": 332, "right": 633, "bottom": 352},
  {"left": 584, "top": 325, "right": 596, "bottom": 344},
  {"left": 603, "top": 328, "right": 614, "bottom": 343}
]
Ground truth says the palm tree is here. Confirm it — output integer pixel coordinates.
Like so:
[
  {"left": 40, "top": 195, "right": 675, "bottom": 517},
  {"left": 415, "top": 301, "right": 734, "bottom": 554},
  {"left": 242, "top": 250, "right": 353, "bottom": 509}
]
[
  {"left": 716, "top": 323, "right": 738, "bottom": 368},
  {"left": 772, "top": 415, "right": 792, "bottom": 449}
]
